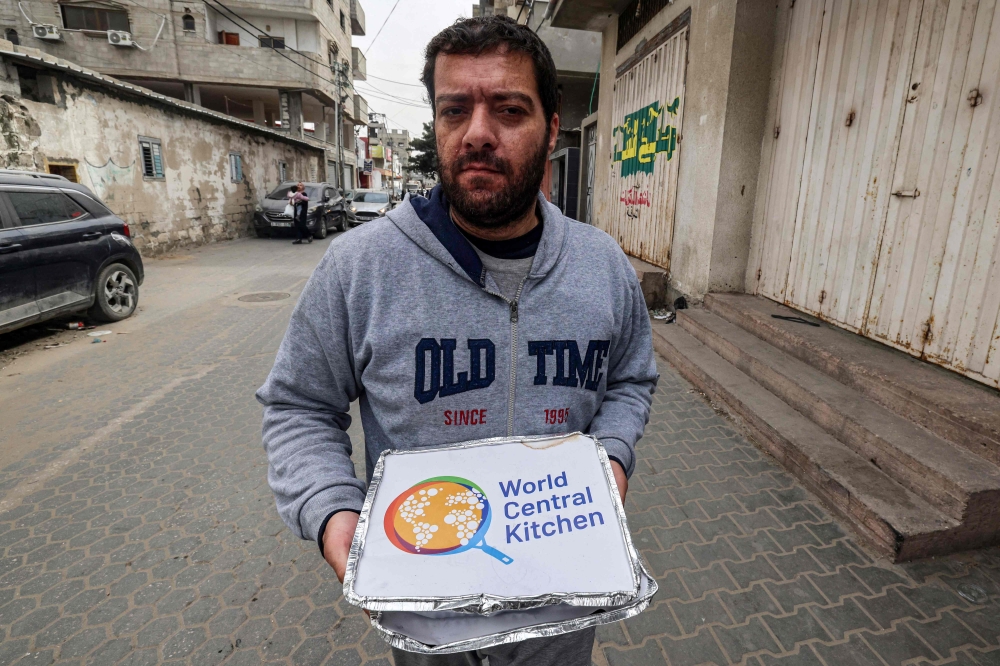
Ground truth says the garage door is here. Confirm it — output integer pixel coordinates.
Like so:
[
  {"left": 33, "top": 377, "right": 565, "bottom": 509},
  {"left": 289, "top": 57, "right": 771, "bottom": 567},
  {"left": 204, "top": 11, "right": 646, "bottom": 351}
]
[
  {"left": 749, "top": 0, "right": 1000, "bottom": 389},
  {"left": 606, "top": 12, "right": 688, "bottom": 270}
]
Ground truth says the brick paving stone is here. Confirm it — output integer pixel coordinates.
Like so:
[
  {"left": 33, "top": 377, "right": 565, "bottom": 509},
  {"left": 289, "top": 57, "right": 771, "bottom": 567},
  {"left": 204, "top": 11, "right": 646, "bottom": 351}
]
[
  {"left": 671, "top": 593, "right": 733, "bottom": 634},
  {"left": 863, "top": 624, "right": 939, "bottom": 664},
  {"left": 811, "top": 634, "right": 885, "bottom": 666},
  {"left": 712, "top": 617, "right": 781, "bottom": 663},
  {"left": 717, "top": 585, "right": 781, "bottom": 626},
  {"left": 657, "top": 629, "right": 727, "bottom": 666}
]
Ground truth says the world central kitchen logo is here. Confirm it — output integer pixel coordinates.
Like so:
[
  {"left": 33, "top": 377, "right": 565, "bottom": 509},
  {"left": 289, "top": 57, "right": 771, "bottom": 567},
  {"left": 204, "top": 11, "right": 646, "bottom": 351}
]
[
  {"left": 498, "top": 471, "right": 607, "bottom": 544},
  {"left": 613, "top": 97, "right": 681, "bottom": 178}
]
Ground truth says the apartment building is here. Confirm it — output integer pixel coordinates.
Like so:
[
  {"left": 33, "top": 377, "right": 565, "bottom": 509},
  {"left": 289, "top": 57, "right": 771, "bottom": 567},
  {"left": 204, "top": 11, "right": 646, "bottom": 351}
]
[{"left": 3, "top": 0, "right": 368, "bottom": 187}]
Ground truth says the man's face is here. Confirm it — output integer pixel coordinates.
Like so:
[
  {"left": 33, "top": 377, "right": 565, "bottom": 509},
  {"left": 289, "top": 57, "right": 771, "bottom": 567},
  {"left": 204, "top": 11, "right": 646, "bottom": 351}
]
[{"left": 434, "top": 49, "right": 559, "bottom": 229}]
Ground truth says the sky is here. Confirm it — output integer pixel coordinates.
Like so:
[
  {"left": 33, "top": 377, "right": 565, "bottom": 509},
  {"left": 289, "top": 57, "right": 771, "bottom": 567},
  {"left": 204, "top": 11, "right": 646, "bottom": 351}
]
[{"left": 350, "top": 0, "right": 474, "bottom": 138}]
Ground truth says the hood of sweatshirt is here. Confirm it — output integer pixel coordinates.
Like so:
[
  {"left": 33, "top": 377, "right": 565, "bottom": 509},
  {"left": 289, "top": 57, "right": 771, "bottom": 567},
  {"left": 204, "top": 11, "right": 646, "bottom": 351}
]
[{"left": 386, "top": 186, "right": 568, "bottom": 293}]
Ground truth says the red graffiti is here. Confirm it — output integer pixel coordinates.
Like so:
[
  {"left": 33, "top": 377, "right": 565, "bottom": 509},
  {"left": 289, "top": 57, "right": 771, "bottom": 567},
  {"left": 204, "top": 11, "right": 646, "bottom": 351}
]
[{"left": 619, "top": 188, "right": 651, "bottom": 207}]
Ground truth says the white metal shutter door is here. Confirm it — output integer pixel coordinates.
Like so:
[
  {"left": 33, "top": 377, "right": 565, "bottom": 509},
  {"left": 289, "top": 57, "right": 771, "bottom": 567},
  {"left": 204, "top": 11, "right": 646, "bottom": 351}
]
[
  {"left": 866, "top": 0, "right": 1000, "bottom": 388},
  {"left": 748, "top": 0, "right": 827, "bottom": 301},
  {"left": 783, "top": 0, "right": 922, "bottom": 330},
  {"left": 607, "top": 25, "right": 687, "bottom": 269}
]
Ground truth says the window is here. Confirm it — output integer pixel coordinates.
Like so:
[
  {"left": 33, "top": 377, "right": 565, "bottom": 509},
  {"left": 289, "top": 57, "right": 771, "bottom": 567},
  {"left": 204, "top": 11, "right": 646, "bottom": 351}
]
[
  {"left": 182, "top": 13, "right": 195, "bottom": 31},
  {"left": 47, "top": 163, "right": 78, "bottom": 182},
  {"left": 229, "top": 153, "right": 243, "bottom": 182},
  {"left": 66, "top": 191, "right": 113, "bottom": 218},
  {"left": 278, "top": 161, "right": 287, "bottom": 182},
  {"left": 7, "top": 191, "right": 86, "bottom": 226},
  {"left": 340, "top": 10, "right": 346, "bottom": 31},
  {"left": 139, "top": 137, "right": 164, "bottom": 179},
  {"left": 61, "top": 5, "right": 130, "bottom": 32},
  {"left": 258, "top": 35, "right": 284, "bottom": 48},
  {"left": 5, "top": 28, "right": 18, "bottom": 45},
  {"left": 218, "top": 30, "right": 239, "bottom": 45},
  {"left": 356, "top": 192, "right": 389, "bottom": 203}
]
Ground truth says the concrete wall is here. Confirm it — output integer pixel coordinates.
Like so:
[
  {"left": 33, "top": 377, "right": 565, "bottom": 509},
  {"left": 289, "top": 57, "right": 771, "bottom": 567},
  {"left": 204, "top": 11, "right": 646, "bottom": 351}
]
[
  {"left": 531, "top": 2, "right": 602, "bottom": 75},
  {"left": 0, "top": 58, "right": 323, "bottom": 255},
  {"left": 590, "top": 0, "right": 775, "bottom": 300}
]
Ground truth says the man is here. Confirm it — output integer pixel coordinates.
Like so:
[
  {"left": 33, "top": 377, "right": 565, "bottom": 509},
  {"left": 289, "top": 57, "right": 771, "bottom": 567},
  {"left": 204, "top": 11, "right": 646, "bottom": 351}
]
[{"left": 257, "top": 15, "right": 658, "bottom": 666}]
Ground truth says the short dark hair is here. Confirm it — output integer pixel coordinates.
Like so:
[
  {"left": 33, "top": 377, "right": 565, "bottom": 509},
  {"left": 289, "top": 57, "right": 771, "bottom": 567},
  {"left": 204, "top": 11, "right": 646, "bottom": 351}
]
[{"left": 422, "top": 15, "right": 559, "bottom": 124}]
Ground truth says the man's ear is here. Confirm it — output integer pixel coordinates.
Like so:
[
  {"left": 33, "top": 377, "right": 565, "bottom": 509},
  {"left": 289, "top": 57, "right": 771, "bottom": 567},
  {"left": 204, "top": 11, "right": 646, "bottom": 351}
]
[{"left": 547, "top": 113, "right": 560, "bottom": 153}]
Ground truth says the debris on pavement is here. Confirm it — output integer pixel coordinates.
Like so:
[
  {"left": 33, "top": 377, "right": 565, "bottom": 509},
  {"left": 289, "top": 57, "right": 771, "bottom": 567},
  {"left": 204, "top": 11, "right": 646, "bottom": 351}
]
[
  {"left": 87, "top": 330, "right": 114, "bottom": 337},
  {"left": 66, "top": 321, "right": 86, "bottom": 330},
  {"left": 44, "top": 343, "right": 67, "bottom": 349},
  {"left": 91, "top": 338, "right": 106, "bottom": 344},
  {"left": 650, "top": 308, "right": 676, "bottom": 323}
]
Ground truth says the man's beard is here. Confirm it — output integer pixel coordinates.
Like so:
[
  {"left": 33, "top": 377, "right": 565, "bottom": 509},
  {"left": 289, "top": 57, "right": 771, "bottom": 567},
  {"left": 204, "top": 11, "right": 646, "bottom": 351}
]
[{"left": 440, "top": 137, "right": 549, "bottom": 230}]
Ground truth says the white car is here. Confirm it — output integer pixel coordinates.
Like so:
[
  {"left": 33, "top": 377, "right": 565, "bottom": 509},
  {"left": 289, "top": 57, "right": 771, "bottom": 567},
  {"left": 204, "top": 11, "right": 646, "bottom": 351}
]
[{"left": 348, "top": 190, "right": 393, "bottom": 226}]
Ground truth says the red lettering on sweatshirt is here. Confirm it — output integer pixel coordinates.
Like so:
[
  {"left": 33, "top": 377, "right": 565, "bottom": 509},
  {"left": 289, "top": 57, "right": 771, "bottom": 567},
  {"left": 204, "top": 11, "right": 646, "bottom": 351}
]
[{"left": 444, "top": 409, "right": 487, "bottom": 426}]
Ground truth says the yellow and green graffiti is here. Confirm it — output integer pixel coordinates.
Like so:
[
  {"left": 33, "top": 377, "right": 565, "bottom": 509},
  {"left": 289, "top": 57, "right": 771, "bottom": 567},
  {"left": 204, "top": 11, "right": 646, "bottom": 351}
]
[{"left": 613, "top": 97, "right": 680, "bottom": 177}]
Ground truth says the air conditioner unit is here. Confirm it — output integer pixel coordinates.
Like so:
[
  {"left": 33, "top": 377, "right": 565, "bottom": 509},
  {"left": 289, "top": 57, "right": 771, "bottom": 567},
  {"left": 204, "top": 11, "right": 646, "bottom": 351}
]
[
  {"left": 32, "top": 24, "right": 61, "bottom": 41},
  {"left": 107, "top": 30, "right": 133, "bottom": 47}
]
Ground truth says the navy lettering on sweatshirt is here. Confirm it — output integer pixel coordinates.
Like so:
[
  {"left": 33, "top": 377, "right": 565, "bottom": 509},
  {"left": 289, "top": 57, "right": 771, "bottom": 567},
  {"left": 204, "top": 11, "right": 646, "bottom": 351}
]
[
  {"left": 414, "top": 338, "right": 611, "bottom": 404},
  {"left": 529, "top": 340, "right": 610, "bottom": 390},
  {"left": 415, "top": 338, "right": 495, "bottom": 404}
]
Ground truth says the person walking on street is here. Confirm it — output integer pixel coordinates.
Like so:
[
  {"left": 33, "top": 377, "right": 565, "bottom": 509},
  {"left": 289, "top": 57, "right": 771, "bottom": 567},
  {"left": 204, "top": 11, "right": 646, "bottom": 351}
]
[
  {"left": 257, "top": 15, "right": 658, "bottom": 666},
  {"left": 288, "top": 182, "right": 312, "bottom": 244}
]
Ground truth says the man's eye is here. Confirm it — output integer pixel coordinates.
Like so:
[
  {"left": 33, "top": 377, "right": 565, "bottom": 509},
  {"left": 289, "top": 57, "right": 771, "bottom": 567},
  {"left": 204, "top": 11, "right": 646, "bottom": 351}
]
[
  {"left": 441, "top": 107, "right": 465, "bottom": 116},
  {"left": 500, "top": 107, "right": 525, "bottom": 115}
]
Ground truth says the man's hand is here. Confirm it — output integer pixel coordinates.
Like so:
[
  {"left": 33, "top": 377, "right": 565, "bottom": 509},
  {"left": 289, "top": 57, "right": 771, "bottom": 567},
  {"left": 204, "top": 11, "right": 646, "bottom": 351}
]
[
  {"left": 322, "top": 511, "right": 359, "bottom": 583},
  {"left": 610, "top": 460, "right": 628, "bottom": 504}
]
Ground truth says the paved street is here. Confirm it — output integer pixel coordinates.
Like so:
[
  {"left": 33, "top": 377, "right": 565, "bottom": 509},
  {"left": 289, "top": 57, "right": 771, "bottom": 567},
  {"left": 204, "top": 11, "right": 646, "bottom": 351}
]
[{"left": 0, "top": 234, "right": 998, "bottom": 666}]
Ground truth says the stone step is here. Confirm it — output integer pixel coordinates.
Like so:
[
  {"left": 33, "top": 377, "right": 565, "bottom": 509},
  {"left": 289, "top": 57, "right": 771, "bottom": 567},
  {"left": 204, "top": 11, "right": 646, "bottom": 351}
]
[
  {"left": 651, "top": 321, "right": 983, "bottom": 562},
  {"left": 678, "top": 308, "right": 1000, "bottom": 531},
  {"left": 628, "top": 256, "right": 668, "bottom": 309},
  {"left": 704, "top": 293, "right": 1000, "bottom": 465}
]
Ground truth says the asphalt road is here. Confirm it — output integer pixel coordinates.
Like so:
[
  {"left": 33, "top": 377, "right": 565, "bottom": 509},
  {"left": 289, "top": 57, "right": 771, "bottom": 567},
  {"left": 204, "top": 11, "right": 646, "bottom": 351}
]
[{"left": 1, "top": 233, "right": 998, "bottom": 666}]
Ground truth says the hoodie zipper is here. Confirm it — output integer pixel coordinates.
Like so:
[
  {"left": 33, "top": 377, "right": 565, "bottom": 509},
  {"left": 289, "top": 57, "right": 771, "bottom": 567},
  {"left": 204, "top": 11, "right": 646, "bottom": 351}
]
[{"left": 484, "top": 277, "right": 529, "bottom": 437}]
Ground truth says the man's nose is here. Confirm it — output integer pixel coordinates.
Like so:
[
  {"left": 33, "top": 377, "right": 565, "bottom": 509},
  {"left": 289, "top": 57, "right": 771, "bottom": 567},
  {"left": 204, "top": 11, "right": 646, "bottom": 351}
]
[{"left": 462, "top": 104, "right": 499, "bottom": 152}]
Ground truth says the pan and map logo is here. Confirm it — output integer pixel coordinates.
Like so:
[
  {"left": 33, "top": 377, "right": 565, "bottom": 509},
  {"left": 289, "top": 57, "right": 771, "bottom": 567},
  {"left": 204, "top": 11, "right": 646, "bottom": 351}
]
[{"left": 384, "top": 477, "right": 513, "bottom": 564}]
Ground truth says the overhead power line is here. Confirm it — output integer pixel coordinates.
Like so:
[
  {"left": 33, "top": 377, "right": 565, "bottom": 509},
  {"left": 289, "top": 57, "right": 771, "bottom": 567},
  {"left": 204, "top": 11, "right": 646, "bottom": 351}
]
[
  {"left": 363, "top": 0, "right": 401, "bottom": 56},
  {"left": 367, "top": 74, "right": 425, "bottom": 88},
  {"left": 355, "top": 82, "right": 427, "bottom": 105}
]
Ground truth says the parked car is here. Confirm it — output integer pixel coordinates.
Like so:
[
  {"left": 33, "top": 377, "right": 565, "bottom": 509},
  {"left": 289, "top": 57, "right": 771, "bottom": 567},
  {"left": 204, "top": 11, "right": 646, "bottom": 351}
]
[
  {"left": 0, "top": 169, "right": 144, "bottom": 335},
  {"left": 253, "top": 181, "right": 347, "bottom": 239},
  {"left": 347, "top": 190, "right": 394, "bottom": 227}
]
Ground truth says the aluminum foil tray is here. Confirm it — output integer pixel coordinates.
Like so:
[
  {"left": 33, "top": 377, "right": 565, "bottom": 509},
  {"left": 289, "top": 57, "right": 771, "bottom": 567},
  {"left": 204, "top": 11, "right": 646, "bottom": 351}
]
[
  {"left": 343, "top": 433, "right": 645, "bottom": 614},
  {"left": 370, "top": 559, "right": 657, "bottom": 654}
]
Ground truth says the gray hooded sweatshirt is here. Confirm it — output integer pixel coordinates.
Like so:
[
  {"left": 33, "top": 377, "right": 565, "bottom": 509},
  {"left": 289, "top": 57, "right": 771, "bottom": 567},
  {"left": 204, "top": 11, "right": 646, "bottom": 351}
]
[{"left": 256, "top": 188, "right": 658, "bottom": 544}]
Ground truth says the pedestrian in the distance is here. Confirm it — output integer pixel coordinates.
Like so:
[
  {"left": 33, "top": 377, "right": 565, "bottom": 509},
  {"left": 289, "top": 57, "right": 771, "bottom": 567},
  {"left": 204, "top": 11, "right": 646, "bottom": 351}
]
[
  {"left": 257, "top": 14, "right": 657, "bottom": 666},
  {"left": 288, "top": 182, "right": 311, "bottom": 244}
]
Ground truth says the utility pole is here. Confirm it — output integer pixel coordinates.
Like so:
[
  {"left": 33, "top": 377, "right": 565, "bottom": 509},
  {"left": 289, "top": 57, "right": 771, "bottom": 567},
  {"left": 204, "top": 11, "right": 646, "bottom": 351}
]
[{"left": 330, "top": 60, "right": 348, "bottom": 190}]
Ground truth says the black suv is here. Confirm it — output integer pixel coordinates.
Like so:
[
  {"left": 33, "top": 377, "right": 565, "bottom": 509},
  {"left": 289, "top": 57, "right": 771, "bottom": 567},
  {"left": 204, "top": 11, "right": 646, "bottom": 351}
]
[
  {"left": 253, "top": 181, "right": 348, "bottom": 239},
  {"left": 0, "top": 170, "right": 144, "bottom": 335}
]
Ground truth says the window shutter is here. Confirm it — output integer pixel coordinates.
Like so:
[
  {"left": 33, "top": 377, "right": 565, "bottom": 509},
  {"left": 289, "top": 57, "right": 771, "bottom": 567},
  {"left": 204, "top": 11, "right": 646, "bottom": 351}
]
[
  {"left": 140, "top": 142, "right": 154, "bottom": 177},
  {"left": 151, "top": 143, "right": 163, "bottom": 177}
]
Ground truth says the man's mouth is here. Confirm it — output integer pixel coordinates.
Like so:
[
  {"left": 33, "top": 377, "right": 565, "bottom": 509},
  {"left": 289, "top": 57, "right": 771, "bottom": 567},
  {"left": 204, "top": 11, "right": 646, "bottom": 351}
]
[{"left": 460, "top": 164, "right": 502, "bottom": 175}]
